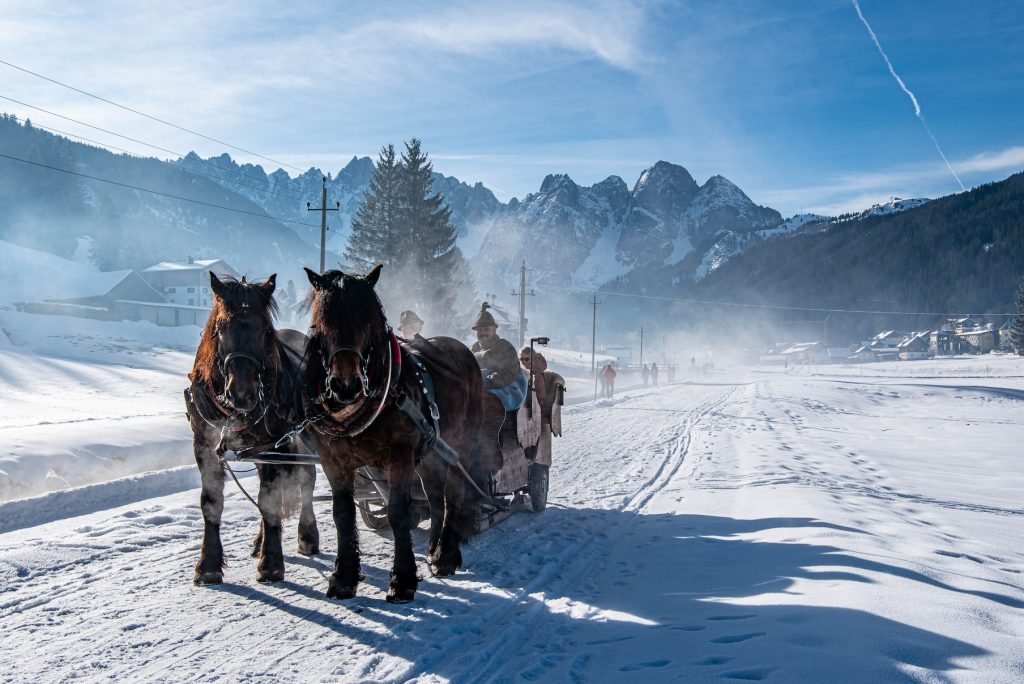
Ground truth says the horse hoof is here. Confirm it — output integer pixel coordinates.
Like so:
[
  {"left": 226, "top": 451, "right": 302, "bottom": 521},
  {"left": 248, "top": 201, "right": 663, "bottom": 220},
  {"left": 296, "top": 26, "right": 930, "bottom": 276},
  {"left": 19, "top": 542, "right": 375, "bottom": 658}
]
[
  {"left": 257, "top": 569, "right": 284, "bottom": 583},
  {"left": 194, "top": 571, "right": 223, "bottom": 585},
  {"left": 327, "top": 583, "right": 357, "bottom": 600},
  {"left": 297, "top": 540, "right": 319, "bottom": 556},
  {"left": 386, "top": 588, "right": 416, "bottom": 603}
]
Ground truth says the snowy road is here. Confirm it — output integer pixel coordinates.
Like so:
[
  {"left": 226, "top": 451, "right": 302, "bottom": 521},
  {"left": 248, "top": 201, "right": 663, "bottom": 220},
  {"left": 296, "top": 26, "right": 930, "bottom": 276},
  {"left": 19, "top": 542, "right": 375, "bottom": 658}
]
[{"left": 2, "top": 368, "right": 1023, "bottom": 682}]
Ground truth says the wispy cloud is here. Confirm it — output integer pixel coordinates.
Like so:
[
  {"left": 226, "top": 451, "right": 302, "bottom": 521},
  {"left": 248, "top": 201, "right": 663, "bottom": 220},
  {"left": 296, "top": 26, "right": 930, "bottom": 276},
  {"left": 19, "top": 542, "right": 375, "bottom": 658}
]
[
  {"left": 761, "top": 144, "right": 1024, "bottom": 216},
  {"left": 343, "top": 1, "right": 649, "bottom": 73}
]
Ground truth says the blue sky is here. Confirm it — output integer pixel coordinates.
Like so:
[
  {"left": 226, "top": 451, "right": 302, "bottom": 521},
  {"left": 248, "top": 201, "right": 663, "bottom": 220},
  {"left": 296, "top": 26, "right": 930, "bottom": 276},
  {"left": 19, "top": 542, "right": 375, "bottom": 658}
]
[{"left": 1, "top": 0, "right": 1023, "bottom": 215}]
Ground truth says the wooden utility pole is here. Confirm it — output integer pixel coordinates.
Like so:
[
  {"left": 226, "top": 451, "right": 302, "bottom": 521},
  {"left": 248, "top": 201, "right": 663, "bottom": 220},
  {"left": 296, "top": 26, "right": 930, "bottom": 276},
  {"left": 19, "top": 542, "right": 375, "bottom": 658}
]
[
  {"left": 510, "top": 261, "right": 534, "bottom": 348},
  {"left": 307, "top": 176, "right": 339, "bottom": 274},
  {"left": 590, "top": 294, "right": 600, "bottom": 401}
]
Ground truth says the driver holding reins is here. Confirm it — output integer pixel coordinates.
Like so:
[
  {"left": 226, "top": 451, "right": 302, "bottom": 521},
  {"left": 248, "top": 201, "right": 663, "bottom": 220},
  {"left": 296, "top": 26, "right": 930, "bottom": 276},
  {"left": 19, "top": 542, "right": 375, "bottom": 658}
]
[{"left": 470, "top": 303, "right": 520, "bottom": 389}]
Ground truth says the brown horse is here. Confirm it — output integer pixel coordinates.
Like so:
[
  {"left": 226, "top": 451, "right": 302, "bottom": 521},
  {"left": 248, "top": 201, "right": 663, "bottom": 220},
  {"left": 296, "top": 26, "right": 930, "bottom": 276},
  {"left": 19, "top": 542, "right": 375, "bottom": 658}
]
[
  {"left": 302, "top": 265, "right": 483, "bottom": 602},
  {"left": 186, "top": 273, "right": 319, "bottom": 585}
]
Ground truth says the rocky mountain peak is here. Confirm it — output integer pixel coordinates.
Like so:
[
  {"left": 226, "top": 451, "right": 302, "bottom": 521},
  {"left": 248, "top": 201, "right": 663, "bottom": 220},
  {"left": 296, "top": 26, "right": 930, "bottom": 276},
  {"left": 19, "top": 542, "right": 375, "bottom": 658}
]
[{"left": 539, "top": 173, "right": 578, "bottom": 194}]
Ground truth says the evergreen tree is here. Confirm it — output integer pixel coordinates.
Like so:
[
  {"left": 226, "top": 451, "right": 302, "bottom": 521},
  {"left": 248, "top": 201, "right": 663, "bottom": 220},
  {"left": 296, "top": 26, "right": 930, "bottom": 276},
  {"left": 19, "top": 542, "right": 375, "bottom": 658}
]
[
  {"left": 344, "top": 144, "right": 400, "bottom": 272},
  {"left": 393, "top": 138, "right": 474, "bottom": 332},
  {"left": 1011, "top": 278, "right": 1024, "bottom": 355}
]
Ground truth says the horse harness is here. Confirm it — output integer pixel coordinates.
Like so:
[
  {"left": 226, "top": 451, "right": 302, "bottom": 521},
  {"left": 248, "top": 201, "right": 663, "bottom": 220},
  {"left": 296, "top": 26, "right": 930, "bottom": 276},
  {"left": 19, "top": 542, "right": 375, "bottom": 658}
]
[
  {"left": 295, "top": 331, "right": 495, "bottom": 504},
  {"left": 302, "top": 330, "right": 441, "bottom": 461}
]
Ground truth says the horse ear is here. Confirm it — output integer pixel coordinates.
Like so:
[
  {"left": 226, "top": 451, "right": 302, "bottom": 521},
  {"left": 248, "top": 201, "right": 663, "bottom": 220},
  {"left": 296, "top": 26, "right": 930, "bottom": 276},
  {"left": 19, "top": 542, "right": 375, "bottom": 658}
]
[
  {"left": 259, "top": 273, "right": 277, "bottom": 302},
  {"left": 304, "top": 267, "right": 324, "bottom": 290},
  {"left": 210, "top": 271, "right": 227, "bottom": 299},
  {"left": 365, "top": 264, "right": 383, "bottom": 287}
]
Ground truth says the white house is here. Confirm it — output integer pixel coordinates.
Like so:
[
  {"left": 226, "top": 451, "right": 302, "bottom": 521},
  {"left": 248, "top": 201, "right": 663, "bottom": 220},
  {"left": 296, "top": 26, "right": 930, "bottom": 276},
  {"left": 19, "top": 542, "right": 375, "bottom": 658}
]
[{"left": 141, "top": 258, "right": 239, "bottom": 308}]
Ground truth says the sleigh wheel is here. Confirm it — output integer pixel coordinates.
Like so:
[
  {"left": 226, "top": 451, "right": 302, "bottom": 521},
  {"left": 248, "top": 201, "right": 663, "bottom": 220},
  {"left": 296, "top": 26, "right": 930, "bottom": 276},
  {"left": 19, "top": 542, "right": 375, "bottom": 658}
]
[
  {"left": 529, "top": 464, "right": 549, "bottom": 512},
  {"left": 358, "top": 501, "right": 390, "bottom": 530}
]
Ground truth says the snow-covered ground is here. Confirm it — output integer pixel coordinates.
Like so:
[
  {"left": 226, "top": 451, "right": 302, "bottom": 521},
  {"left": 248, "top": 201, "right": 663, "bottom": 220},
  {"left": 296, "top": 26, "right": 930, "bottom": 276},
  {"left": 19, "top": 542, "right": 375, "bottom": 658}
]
[{"left": 0, "top": 312, "right": 1022, "bottom": 682}]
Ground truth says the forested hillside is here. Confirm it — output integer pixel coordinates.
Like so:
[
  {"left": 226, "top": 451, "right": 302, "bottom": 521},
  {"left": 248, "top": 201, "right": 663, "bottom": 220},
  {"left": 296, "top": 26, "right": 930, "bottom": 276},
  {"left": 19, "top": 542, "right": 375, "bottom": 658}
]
[
  {"left": 693, "top": 172, "right": 1024, "bottom": 338},
  {"left": 0, "top": 115, "right": 316, "bottom": 276}
]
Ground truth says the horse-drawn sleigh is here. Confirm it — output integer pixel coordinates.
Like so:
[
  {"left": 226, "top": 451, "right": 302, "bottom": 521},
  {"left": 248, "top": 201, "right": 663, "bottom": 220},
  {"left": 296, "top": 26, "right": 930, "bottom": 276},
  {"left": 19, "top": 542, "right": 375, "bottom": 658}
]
[{"left": 185, "top": 266, "right": 559, "bottom": 602}]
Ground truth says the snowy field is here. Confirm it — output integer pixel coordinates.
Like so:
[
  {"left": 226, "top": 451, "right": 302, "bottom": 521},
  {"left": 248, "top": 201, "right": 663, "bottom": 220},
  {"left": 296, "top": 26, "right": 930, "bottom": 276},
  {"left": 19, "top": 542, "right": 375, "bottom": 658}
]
[{"left": 1, "top": 312, "right": 1023, "bottom": 682}]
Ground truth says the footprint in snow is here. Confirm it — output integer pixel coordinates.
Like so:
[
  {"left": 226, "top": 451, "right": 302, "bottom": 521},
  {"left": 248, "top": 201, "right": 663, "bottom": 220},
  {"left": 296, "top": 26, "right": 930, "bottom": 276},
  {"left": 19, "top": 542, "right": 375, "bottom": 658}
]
[
  {"left": 618, "top": 660, "right": 670, "bottom": 672},
  {"left": 721, "top": 666, "right": 775, "bottom": 680},
  {"left": 711, "top": 632, "right": 765, "bottom": 644}
]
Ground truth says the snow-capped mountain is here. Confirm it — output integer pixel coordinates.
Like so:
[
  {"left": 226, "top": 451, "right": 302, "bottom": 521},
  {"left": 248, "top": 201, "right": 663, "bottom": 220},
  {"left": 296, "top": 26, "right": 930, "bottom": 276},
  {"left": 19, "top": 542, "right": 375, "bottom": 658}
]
[
  {"left": 177, "top": 153, "right": 501, "bottom": 258},
  {"left": 858, "top": 197, "right": 931, "bottom": 218},
  {"left": 475, "top": 161, "right": 783, "bottom": 290}
]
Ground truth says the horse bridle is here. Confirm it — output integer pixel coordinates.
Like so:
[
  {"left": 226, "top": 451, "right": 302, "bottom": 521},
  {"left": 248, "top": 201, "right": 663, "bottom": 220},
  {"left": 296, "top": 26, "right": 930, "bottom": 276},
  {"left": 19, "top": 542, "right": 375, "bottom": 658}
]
[
  {"left": 212, "top": 317, "right": 272, "bottom": 422},
  {"left": 321, "top": 342, "right": 372, "bottom": 402}
]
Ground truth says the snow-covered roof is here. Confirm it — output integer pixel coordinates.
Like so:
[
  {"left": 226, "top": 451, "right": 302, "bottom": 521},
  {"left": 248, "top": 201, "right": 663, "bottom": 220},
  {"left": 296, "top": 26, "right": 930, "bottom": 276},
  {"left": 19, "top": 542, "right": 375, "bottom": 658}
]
[
  {"left": 0, "top": 240, "right": 142, "bottom": 304},
  {"left": 897, "top": 332, "right": 931, "bottom": 349},
  {"left": 142, "top": 259, "right": 226, "bottom": 273},
  {"left": 781, "top": 342, "right": 823, "bottom": 355}
]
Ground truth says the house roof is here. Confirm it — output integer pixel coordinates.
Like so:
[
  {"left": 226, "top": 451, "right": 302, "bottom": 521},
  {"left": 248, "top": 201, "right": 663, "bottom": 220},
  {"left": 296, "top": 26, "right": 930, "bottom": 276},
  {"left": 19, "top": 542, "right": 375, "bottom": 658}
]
[
  {"left": 43, "top": 270, "right": 137, "bottom": 301},
  {"left": 143, "top": 259, "right": 230, "bottom": 273},
  {"left": 897, "top": 331, "right": 931, "bottom": 349},
  {"left": 781, "top": 341, "right": 823, "bottom": 355}
]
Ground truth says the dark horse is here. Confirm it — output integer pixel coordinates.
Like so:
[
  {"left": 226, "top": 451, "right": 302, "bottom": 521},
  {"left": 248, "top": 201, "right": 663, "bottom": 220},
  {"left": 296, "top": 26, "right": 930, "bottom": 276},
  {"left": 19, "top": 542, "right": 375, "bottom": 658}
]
[
  {"left": 186, "top": 273, "right": 319, "bottom": 584},
  {"left": 303, "top": 265, "right": 483, "bottom": 602}
]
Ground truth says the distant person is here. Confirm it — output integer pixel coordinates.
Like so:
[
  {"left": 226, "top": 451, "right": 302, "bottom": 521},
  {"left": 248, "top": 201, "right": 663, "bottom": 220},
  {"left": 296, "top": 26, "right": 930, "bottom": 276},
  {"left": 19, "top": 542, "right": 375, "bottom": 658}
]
[
  {"left": 599, "top": 366, "right": 607, "bottom": 396},
  {"left": 602, "top": 363, "right": 617, "bottom": 398},
  {"left": 667, "top": 365, "right": 675, "bottom": 383},
  {"left": 651, "top": 362, "right": 659, "bottom": 387},
  {"left": 641, "top": 364, "right": 650, "bottom": 387},
  {"left": 690, "top": 356, "right": 697, "bottom": 372},
  {"left": 398, "top": 310, "right": 424, "bottom": 339}
]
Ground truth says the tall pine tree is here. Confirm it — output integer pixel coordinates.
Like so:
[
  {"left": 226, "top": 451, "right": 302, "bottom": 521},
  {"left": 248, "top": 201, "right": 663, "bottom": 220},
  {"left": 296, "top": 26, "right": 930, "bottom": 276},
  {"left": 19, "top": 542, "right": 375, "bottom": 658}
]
[
  {"left": 344, "top": 144, "right": 400, "bottom": 272},
  {"left": 394, "top": 138, "right": 474, "bottom": 333},
  {"left": 1011, "top": 278, "right": 1024, "bottom": 355},
  {"left": 344, "top": 138, "right": 476, "bottom": 334}
]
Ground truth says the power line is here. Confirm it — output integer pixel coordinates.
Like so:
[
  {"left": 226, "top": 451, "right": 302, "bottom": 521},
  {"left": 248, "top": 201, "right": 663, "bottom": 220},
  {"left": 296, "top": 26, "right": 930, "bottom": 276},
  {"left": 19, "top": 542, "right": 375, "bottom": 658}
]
[
  {"left": 0, "top": 98, "right": 307, "bottom": 202},
  {"left": 0, "top": 151, "right": 320, "bottom": 228},
  {"left": 5, "top": 113, "right": 309, "bottom": 203},
  {"left": 0, "top": 57, "right": 306, "bottom": 173},
  {"left": 543, "top": 283, "right": 1013, "bottom": 318}
]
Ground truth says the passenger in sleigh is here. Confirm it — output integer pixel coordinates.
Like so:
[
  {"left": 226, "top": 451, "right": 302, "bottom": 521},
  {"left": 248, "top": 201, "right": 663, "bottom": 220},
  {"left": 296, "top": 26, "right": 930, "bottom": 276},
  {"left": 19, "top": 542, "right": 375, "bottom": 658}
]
[
  {"left": 518, "top": 347, "right": 565, "bottom": 468},
  {"left": 470, "top": 303, "right": 527, "bottom": 407},
  {"left": 470, "top": 303, "right": 528, "bottom": 473}
]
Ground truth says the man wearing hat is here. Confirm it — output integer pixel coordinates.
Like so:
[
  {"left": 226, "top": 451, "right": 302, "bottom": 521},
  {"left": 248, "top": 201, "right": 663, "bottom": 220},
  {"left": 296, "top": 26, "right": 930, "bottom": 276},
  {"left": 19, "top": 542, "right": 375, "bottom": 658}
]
[
  {"left": 470, "top": 302, "right": 520, "bottom": 388},
  {"left": 397, "top": 310, "right": 424, "bottom": 340}
]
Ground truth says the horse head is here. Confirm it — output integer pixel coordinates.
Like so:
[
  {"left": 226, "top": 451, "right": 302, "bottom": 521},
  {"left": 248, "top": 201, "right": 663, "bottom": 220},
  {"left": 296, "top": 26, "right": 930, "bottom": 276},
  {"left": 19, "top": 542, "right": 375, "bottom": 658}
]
[
  {"left": 305, "top": 264, "right": 384, "bottom": 407},
  {"left": 198, "top": 272, "right": 278, "bottom": 415}
]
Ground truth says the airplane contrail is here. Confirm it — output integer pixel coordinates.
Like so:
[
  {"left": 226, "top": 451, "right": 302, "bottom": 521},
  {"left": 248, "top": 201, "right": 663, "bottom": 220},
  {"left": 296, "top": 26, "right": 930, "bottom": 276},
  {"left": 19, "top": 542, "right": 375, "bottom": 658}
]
[{"left": 851, "top": 0, "right": 965, "bottom": 191}]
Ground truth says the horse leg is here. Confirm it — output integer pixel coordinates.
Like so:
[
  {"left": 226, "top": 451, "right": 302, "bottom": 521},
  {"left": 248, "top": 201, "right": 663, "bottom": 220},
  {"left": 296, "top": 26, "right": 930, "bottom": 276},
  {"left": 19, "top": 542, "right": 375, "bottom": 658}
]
[
  {"left": 430, "top": 463, "right": 475, "bottom": 576},
  {"left": 194, "top": 441, "right": 226, "bottom": 585},
  {"left": 325, "top": 467, "right": 361, "bottom": 599},
  {"left": 416, "top": 456, "right": 447, "bottom": 561},
  {"left": 386, "top": 455, "right": 419, "bottom": 603},
  {"left": 256, "top": 465, "right": 285, "bottom": 582},
  {"left": 296, "top": 464, "right": 320, "bottom": 555}
]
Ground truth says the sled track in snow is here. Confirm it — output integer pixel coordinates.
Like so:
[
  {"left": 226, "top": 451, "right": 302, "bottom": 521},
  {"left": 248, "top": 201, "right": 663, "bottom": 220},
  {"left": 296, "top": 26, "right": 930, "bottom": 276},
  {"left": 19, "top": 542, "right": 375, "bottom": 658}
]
[{"left": 392, "top": 385, "right": 739, "bottom": 683}]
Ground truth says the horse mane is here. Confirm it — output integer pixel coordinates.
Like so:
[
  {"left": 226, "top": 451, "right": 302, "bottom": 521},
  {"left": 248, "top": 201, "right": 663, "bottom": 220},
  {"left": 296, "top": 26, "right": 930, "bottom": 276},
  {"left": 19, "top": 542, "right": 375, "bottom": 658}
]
[{"left": 189, "top": 277, "right": 278, "bottom": 384}]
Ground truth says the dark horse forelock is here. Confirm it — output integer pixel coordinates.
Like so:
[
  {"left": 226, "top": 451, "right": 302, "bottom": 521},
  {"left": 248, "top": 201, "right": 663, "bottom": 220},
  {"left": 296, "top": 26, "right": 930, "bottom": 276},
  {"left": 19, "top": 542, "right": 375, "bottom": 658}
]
[
  {"left": 309, "top": 270, "right": 385, "bottom": 337},
  {"left": 190, "top": 277, "right": 279, "bottom": 384}
]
